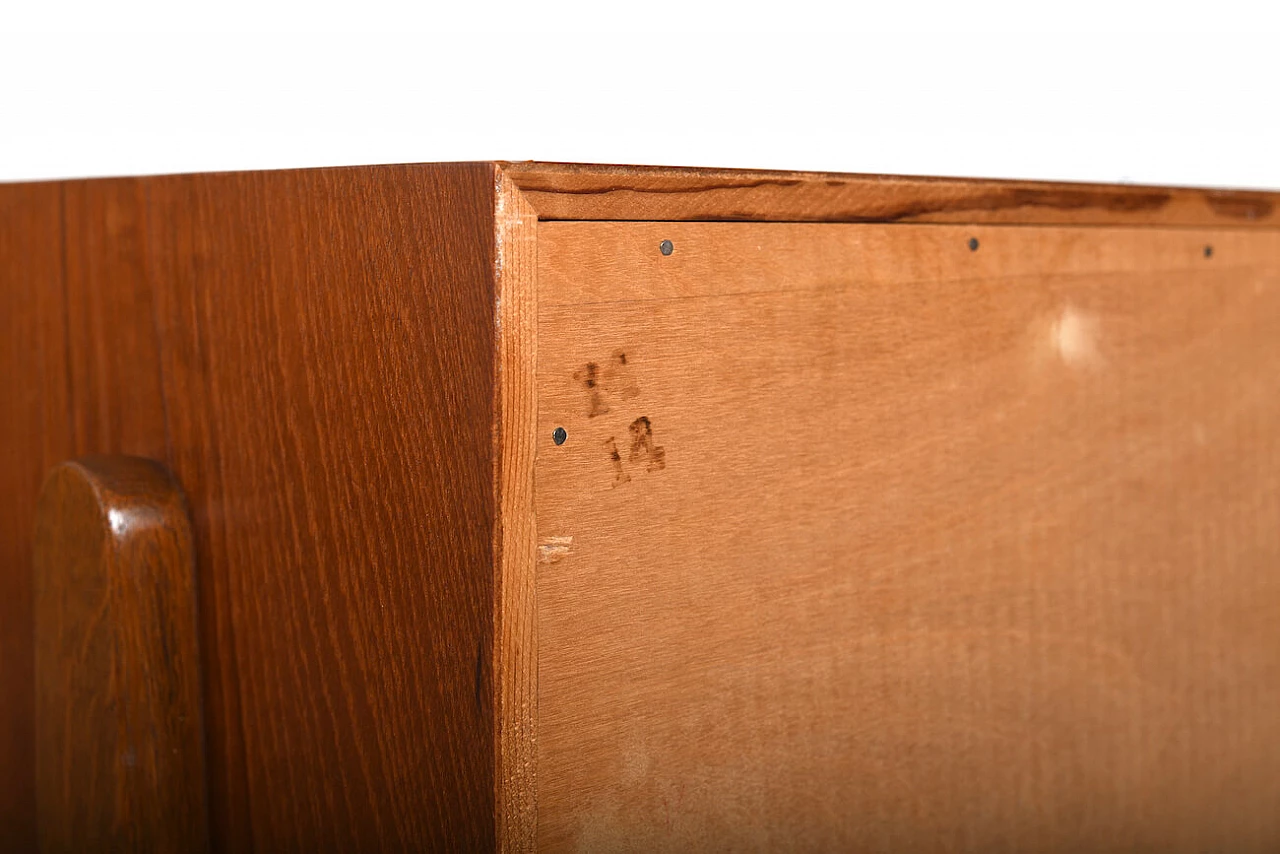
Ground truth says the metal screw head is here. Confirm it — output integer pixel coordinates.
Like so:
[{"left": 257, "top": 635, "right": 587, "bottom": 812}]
[
  {"left": 659, "top": 239, "right": 674, "bottom": 256},
  {"left": 552, "top": 427, "right": 567, "bottom": 446},
  {"left": 968, "top": 237, "right": 980, "bottom": 252},
  {"left": 1204, "top": 245, "right": 1214, "bottom": 258}
]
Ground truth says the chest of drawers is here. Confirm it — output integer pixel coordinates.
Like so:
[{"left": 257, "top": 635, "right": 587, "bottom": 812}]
[{"left": 3, "top": 163, "right": 1279, "bottom": 851}]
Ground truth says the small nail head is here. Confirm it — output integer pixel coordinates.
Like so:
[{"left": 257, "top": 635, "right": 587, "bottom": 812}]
[
  {"left": 1204, "top": 245, "right": 1214, "bottom": 258},
  {"left": 968, "top": 237, "right": 980, "bottom": 252},
  {"left": 553, "top": 427, "right": 567, "bottom": 446},
  {"left": 659, "top": 239, "right": 674, "bottom": 256}
]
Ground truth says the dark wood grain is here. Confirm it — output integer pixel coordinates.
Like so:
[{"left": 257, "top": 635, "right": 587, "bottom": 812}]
[
  {"left": 34, "top": 456, "right": 208, "bottom": 852},
  {"left": 1, "top": 177, "right": 203, "bottom": 848},
  {"left": 143, "top": 164, "right": 499, "bottom": 850},
  {"left": 3, "top": 164, "right": 505, "bottom": 850},
  {"left": 62, "top": 179, "right": 170, "bottom": 457},
  {"left": 501, "top": 162, "right": 1280, "bottom": 227},
  {"left": 0, "top": 180, "right": 67, "bottom": 851}
]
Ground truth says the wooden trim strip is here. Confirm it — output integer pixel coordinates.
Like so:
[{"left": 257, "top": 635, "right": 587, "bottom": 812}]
[
  {"left": 493, "top": 172, "right": 539, "bottom": 853},
  {"left": 500, "top": 162, "right": 1280, "bottom": 228}
]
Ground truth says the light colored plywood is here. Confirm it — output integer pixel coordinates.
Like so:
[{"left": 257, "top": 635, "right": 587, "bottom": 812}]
[
  {"left": 534, "top": 221, "right": 1280, "bottom": 852},
  {"left": 502, "top": 162, "right": 1280, "bottom": 228},
  {"left": 539, "top": 222, "right": 1278, "bottom": 307}
]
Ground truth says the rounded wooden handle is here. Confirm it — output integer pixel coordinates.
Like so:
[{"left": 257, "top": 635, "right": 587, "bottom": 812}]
[{"left": 34, "top": 456, "right": 209, "bottom": 852}]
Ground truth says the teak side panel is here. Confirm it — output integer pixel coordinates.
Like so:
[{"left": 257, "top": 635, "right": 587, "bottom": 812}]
[
  {"left": 62, "top": 179, "right": 171, "bottom": 460},
  {"left": 1, "top": 165, "right": 506, "bottom": 850},
  {"left": 144, "top": 164, "right": 499, "bottom": 850},
  {"left": 535, "top": 222, "right": 1280, "bottom": 851},
  {"left": 1, "top": 178, "right": 183, "bottom": 847},
  {"left": 0, "top": 181, "right": 67, "bottom": 849}
]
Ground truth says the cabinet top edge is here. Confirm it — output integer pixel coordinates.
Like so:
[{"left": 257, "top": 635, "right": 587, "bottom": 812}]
[
  {"left": 3, "top": 161, "right": 1277, "bottom": 229},
  {"left": 498, "top": 161, "right": 1280, "bottom": 229}
]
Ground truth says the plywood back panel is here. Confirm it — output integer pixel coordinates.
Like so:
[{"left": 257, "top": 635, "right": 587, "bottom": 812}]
[{"left": 534, "top": 222, "right": 1280, "bottom": 852}]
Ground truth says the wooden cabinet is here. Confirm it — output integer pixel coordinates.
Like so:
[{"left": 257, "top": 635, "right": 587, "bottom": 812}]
[{"left": 3, "top": 163, "right": 1280, "bottom": 851}]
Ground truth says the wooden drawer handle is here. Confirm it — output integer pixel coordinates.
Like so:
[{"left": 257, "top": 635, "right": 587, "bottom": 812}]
[{"left": 34, "top": 457, "right": 209, "bottom": 852}]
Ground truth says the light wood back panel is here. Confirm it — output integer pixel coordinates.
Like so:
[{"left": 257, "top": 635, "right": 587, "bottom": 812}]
[{"left": 535, "top": 222, "right": 1280, "bottom": 851}]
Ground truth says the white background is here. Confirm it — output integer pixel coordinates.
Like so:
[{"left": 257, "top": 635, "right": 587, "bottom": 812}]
[{"left": 3, "top": 1, "right": 1278, "bottom": 187}]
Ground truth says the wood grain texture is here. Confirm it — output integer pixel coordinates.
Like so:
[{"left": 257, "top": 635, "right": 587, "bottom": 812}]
[
  {"left": 144, "top": 164, "right": 499, "bottom": 850},
  {"left": 1, "top": 178, "right": 184, "bottom": 848},
  {"left": 0, "top": 180, "right": 68, "bottom": 850},
  {"left": 8, "top": 161, "right": 1280, "bottom": 851},
  {"left": 502, "top": 162, "right": 1280, "bottom": 227},
  {"left": 35, "top": 456, "right": 208, "bottom": 852},
  {"left": 540, "top": 221, "right": 1279, "bottom": 306},
  {"left": 63, "top": 179, "right": 171, "bottom": 458},
  {"left": 494, "top": 171, "right": 540, "bottom": 851},
  {"left": 535, "top": 221, "right": 1280, "bottom": 851},
  {"left": 2, "top": 164, "right": 507, "bottom": 850}
]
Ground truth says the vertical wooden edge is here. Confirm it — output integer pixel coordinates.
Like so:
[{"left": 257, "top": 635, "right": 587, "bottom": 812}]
[
  {"left": 493, "top": 170, "right": 540, "bottom": 852},
  {"left": 34, "top": 455, "right": 209, "bottom": 852}
]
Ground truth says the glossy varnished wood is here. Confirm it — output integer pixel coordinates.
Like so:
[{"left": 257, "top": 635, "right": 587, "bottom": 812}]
[
  {"left": 144, "top": 165, "right": 500, "bottom": 849},
  {"left": 34, "top": 456, "right": 207, "bottom": 852},
  {"left": 535, "top": 221, "right": 1280, "bottom": 851},
  {"left": 0, "top": 180, "right": 66, "bottom": 849},
  {"left": 2, "top": 164, "right": 509, "bottom": 849}
]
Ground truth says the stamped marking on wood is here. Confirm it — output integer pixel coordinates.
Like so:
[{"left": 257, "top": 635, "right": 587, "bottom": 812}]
[
  {"left": 576, "top": 362, "right": 606, "bottom": 417},
  {"left": 601, "top": 418, "right": 667, "bottom": 488},
  {"left": 604, "top": 439, "right": 631, "bottom": 488},
  {"left": 628, "top": 416, "right": 667, "bottom": 473},
  {"left": 574, "top": 350, "right": 639, "bottom": 418}
]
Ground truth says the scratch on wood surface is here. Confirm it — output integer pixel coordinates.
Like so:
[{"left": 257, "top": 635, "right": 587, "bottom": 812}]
[{"left": 538, "top": 536, "right": 574, "bottom": 564}]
